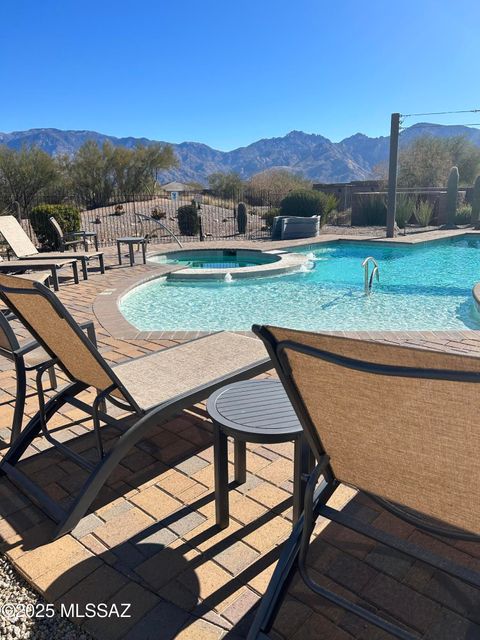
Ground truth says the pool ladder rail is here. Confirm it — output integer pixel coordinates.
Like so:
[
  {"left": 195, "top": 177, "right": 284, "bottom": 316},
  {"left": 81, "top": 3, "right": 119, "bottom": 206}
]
[{"left": 362, "top": 256, "right": 379, "bottom": 294}]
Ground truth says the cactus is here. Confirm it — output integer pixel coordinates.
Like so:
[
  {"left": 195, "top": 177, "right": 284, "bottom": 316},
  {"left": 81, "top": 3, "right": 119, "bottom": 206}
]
[
  {"left": 445, "top": 166, "right": 459, "bottom": 229},
  {"left": 237, "top": 202, "right": 247, "bottom": 234},
  {"left": 472, "top": 175, "right": 480, "bottom": 228}
]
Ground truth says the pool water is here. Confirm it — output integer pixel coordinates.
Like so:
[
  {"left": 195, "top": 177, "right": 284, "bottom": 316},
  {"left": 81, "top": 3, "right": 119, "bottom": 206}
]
[
  {"left": 149, "top": 250, "right": 273, "bottom": 269},
  {"left": 120, "top": 237, "right": 480, "bottom": 332}
]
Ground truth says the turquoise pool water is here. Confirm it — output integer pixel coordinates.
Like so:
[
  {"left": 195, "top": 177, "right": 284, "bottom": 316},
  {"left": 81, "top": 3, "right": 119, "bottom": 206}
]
[
  {"left": 120, "top": 237, "right": 480, "bottom": 332},
  {"left": 149, "top": 249, "right": 276, "bottom": 269}
]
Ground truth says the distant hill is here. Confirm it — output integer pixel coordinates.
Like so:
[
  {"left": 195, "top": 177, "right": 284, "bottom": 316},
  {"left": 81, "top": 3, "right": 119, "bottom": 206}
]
[{"left": 1, "top": 123, "right": 479, "bottom": 184}]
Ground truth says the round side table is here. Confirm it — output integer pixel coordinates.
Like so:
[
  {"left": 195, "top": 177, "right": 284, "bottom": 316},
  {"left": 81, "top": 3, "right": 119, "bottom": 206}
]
[
  {"left": 116, "top": 237, "right": 147, "bottom": 266},
  {"left": 207, "top": 379, "right": 310, "bottom": 529}
]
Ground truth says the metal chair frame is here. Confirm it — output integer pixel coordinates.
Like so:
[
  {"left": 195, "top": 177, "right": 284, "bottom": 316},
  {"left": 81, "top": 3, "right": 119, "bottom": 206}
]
[{"left": 248, "top": 325, "right": 480, "bottom": 640}]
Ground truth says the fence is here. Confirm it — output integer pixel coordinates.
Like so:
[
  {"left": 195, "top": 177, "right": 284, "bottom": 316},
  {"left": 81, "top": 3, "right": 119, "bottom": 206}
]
[{"left": 16, "top": 190, "right": 287, "bottom": 248}]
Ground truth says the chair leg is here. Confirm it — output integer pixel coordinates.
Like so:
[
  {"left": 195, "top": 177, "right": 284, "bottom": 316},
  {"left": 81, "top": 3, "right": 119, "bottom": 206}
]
[
  {"left": 292, "top": 434, "right": 311, "bottom": 524},
  {"left": 47, "top": 366, "right": 57, "bottom": 390},
  {"left": 10, "top": 360, "right": 27, "bottom": 444},
  {"left": 81, "top": 258, "right": 88, "bottom": 280},
  {"left": 214, "top": 425, "right": 229, "bottom": 529}
]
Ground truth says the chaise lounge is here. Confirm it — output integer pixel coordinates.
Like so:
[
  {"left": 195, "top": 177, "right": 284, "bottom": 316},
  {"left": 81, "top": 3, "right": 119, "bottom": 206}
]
[
  {"left": 0, "top": 274, "right": 270, "bottom": 539},
  {"left": 0, "top": 215, "right": 105, "bottom": 281},
  {"left": 248, "top": 325, "right": 480, "bottom": 640}
]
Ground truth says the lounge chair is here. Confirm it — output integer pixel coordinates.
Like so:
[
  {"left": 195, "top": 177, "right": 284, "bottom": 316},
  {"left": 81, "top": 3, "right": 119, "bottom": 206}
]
[
  {"left": 0, "top": 256, "right": 79, "bottom": 291},
  {"left": 248, "top": 325, "right": 480, "bottom": 640},
  {"left": 49, "top": 216, "right": 99, "bottom": 252},
  {"left": 0, "top": 274, "right": 270, "bottom": 539},
  {"left": 0, "top": 216, "right": 104, "bottom": 280}
]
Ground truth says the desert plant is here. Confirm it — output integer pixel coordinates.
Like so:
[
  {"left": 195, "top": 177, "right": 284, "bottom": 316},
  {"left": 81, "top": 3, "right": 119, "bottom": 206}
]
[
  {"left": 113, "top": 204, "right": 124, "bottom": 216},
  {"left": 414, "top": 199, "right": 434, "bottom": 227},
  {"left": 262, "top": 207, "right": 280, "bottom": 230},
  {"left": 30, "top": 203, "right": 81, "bottom": 249},
  {"left": 279, "top": 189, "right": 335, "bottom": 224},
  {"left": 151, "top": 207, "right": 166, "bottom": 220},
  {"left": 356, "top": 194, "right": 386, "bottom": 226},
  {"left": 395, "top": 193, "right": 415, "bottom": 229},
  {"left": 472, "top": 175, "right": 480, "bottom": 228},
  {"left": 446, "top": 166, "right": 459, "bottom": 228},
  {"left": 177, "top": 204, "right": 199, "bottom": 236},
  {"left": 455, "top": 203, "right": 472, "bottom": 225},
  {"left": 237, "top": 202, "right": 247, "bottom": 234}
]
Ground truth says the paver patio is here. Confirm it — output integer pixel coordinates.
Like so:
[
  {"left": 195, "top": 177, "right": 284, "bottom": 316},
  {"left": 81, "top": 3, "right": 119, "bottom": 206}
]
[{"left": 0, "top": 235, "right": 479, "bottom": 639}]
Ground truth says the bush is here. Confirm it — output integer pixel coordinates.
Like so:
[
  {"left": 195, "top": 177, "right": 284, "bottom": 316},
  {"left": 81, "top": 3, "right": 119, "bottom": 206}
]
[
  {"left": 30, "top": 203, "right": 81, "bottom": 249},
  {"left": 262, "top": 207, "right": 280, "bottom": 230},
  {"left": 237, "top": 202, "right": 247, "bottom": 234},
  {"left": 414, "top": 199, "right": 434, "bottom": 227},
  {"left": 356, "top": 194, "right": 386, "bottom": 226},
  {"left": 279, "top": 189, "right": 336, "bottom": 224},
  {"left": 177, "top": 204, "right": 199, "bottom": 236},
  {"left": 395, "top": 193, "right": 415, "bottom": 229},
  {"left": 455, "top": 203, "right": 472, "bottom": 225}
]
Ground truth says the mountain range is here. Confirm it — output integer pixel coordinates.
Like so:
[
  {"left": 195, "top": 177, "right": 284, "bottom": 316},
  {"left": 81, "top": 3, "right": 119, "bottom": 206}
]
[{"left": 1, "top": 123, "right": 480, "bottom": 184}]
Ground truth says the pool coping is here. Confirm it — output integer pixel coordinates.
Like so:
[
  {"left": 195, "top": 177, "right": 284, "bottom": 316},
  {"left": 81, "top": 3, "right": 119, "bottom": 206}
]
[{"left": 93, "top": 232, "right": 480, "bottom": 341}]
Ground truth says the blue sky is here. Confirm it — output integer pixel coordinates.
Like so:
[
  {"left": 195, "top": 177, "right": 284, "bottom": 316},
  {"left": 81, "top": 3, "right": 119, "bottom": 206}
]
[{"left": 1, "top": 0, "right": 479, "bottom": 150}]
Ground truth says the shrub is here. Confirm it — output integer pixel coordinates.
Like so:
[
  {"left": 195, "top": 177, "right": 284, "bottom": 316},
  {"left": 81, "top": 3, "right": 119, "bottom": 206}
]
[
  {"left": 151, "top": 207, "right": 166, "bottom": 220},
  {"left": 262, "top": 207, "right": 280, "bottom": 230},
  {"left": 30, "top": 203, "right": 81, "bottom": 249},
  {"left": 177, "top": 204, "right": 199, "bottom": 236},
  {"left": 395, "top": 193, "right": 415, "bottom": 229},
  {"left": 237, "top": 202, "right": 247, "bottom": 234},
  {"left": 279, "top": 189, "right": 336, "bottom": 224},
  {"left": 414, "top": 199, "right": 434, "bottom": 227},
  {"left": 455, "top": 203, "right": 472, "bottom": 225},
  {"left": 356, "top": 194, "right": 386, "bottom": 226}
]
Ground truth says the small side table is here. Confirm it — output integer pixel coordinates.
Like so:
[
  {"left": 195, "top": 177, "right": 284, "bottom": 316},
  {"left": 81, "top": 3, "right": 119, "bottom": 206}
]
[
  {"left": 116, "top": 237, "right": 147, "bottom": 266},
  {"left": 207, "top": 379, "right": 310, "bottom": 529}
]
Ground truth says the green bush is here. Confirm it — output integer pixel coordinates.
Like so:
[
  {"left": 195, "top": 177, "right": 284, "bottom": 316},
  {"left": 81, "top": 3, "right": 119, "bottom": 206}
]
[
  {"left": 279, "top": 189, "right": 336, "bottom": 224},
  {"left": 455, "top": 203, "right": 472, "bottom": 225},
  {"left": 30, "top": 203, "right": 81, "bottom": 249},
  {"left": 414, "top": 199, "right": 434, "bottom": 227},
  {"left": 395, "top": 193, "right": 415, "bottom": 229},
  {"left": 356, "top": 194, "right": 386, "bottom": 226},
  {"left": 177, "top": 204, "right": 199, "bottom": 236}
]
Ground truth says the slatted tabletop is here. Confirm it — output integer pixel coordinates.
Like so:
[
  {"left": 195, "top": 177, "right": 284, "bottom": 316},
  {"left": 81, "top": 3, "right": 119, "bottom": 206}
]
[{"left": 207, "top": 379, "right": 303, "bottom": 442}]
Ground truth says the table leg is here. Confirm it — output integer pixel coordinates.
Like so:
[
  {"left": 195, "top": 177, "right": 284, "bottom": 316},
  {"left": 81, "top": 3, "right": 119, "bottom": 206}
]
[
  {"left": 142, "top": 241, "right": 146, "bottom": 264},
  {"left": 214, "top": 425, "right": 229, "bottom": 529},
  {"left": 234, "top": 439, "right": 246, "bottom": 485},
  {"left": 292, "top": 434, "right": 310, "bottom": 524},
  {"left": 94, "top": 234, "right": 99, "bottom": 252},
  {"left": 128, "top": 244, "right": 134, "bottom": 267},
  {"left": 117, "top": 242, "right": 122, "bottom": 265}
]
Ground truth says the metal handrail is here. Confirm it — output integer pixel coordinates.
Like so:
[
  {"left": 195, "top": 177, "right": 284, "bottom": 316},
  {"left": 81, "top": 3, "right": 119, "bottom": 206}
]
[
  {"left": 135, "top": 213, "right": 184, "bottom": 248},
  {"left": 361, "top": 256, "right": 380, "bottom": 294}
]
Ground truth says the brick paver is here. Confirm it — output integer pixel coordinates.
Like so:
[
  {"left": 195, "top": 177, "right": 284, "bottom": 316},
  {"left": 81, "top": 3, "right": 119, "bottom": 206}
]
[{"left": 0, "top": 240, "right": 479, "bottom": 639}]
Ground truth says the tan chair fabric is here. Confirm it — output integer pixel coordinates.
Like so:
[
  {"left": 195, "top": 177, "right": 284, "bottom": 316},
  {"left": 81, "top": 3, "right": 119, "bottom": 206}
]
[
  {"left": 114, "top": 332, "right": 268, "bottom": 410},
  {"left": 0, "top": 216, "right": 38, "bottom": 257},
  {"left": 0, "top": 274, "right": 114, "bottom": 392},
  {"left": 265, "top": 326, "right": 480, "bottom": 535}
]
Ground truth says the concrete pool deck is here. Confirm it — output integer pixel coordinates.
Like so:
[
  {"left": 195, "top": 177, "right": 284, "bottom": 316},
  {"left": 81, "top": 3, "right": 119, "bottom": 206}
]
[{"left": 1, "top": 231, "right": 480, "bottom": 639}]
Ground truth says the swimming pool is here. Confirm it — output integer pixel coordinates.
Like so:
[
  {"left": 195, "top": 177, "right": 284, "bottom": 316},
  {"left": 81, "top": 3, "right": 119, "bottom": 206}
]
[
  {"left": 148, "top": 249, "right": 279, "bottom": 269},
  {"left": 120, "top": 237, "right": 480, "bottom": 332}
]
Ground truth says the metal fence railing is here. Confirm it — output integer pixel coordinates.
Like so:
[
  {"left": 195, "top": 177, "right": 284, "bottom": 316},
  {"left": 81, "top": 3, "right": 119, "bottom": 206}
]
[{"left": 17, "top": 190, "right": 286, "bottom": 248}]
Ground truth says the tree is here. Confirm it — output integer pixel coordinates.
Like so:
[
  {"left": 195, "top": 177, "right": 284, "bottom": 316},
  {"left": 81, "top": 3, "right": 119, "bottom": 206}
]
[
  {"left": 397, "top": 135, "right": 480, "bottom": 187},
  {"left": 68, "top": 140, "right": 178, "bottom": 206},
  {"left": 247, "top": 169, "right": 310, "bottom": 205},
  {"left": 0, "top": 145, "right": 59, "bottom": 214},
  {"left": 207, "top": 172, "right": 244, "bottom": 199}
]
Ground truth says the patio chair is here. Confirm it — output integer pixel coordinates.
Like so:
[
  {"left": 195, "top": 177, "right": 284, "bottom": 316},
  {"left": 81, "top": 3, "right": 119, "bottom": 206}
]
[
  {"left": 0, "top": 274, "right": 270, "bottom": 539},
  {"left": 248, "top": 325, "right": 480, "bottom": 640},
  {"left": 0, "top": 255, "right": 79, "bottom": 291},
  {"left": 49, "top": 216, "right": 99, "bottom": 252},
  {"left": 0, "top": 216, "right": 105, "bottom": 281}
]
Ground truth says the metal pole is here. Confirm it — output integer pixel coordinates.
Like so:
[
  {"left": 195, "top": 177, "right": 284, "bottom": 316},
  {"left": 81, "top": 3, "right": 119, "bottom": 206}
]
[{"left": 386, "top": 113, "right": 400, "bottom": 238}]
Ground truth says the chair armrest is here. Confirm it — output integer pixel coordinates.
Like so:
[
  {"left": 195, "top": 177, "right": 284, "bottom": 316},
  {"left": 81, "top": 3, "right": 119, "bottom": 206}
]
[{"left": 65, "top": 231, "right": 86, "bottom": 239}]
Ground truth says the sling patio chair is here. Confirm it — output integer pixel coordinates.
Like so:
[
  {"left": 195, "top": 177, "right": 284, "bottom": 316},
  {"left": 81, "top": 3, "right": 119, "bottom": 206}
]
[
  {"left": 0, "top": 216, "right": 105, "bottom": 281},
  {"left": 49, "top": 216, "right": 99, "bottom": 252},
  {"left": 248, "top": 325, "right": 480, "bottom": 640},
  {"left": 0, "top": 274, "right": 270, "bottom": 539},
  {"left": 0, "top": 255, "right": 79, "bottom": 291}
]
